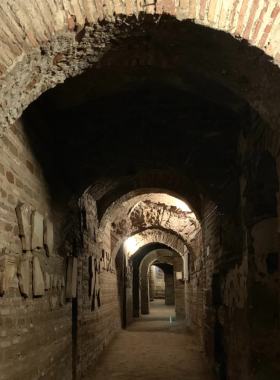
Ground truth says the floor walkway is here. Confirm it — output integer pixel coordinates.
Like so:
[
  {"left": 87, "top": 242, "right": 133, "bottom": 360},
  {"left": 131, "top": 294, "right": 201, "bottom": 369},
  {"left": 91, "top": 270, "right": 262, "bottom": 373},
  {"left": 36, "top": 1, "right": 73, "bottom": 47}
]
[{"left": 82, "top": 300, "right": 215, "bottom": 380}]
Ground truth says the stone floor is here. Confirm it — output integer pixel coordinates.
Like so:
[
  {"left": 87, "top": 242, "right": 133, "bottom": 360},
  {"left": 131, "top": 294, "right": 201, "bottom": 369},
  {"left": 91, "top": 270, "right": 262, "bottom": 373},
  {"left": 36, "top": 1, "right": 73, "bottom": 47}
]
[{"left": 82, "top": 300, "right": 215, "bottom": 380}]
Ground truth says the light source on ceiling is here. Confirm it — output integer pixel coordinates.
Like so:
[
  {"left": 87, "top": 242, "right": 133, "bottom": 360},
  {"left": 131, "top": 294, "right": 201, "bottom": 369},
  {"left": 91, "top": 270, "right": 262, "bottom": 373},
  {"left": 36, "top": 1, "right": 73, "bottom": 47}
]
[
  {"left": 124, "top": 236, "right": 138, "bottom": 255},
  {"left": 175, "top": 199, "right": 191, "bottom": 212}
]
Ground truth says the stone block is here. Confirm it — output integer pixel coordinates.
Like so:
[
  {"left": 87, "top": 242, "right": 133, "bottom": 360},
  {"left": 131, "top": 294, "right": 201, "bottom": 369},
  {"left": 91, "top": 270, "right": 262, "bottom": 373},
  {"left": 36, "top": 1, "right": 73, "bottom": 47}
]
[
  {"left": 44, "top": 272, "right": 50, "bottom": 290},
  {"left": 60, "top": 291, "right": 65, "bottom": 306},
  {"left": 0, "top": 253, "right": 18, "bottom": 295},
  {"left": 66, "top": 257, "right": 77, "bottom": 298},
  {"left": 61, "top": 276, "right": 65, "bottom": 288},
  {"left": 183, "top": 253, "right": 189, "bottom": 282},
  {"left": 175, "top": 271, "right": 182, "bottom": 280},
  {"left": 16, "top": 204, "right": 32, "bottom": 251},
  {"left": 53, "top": 274, "right": 58, "bottom": 289},
  {"left": 31, "top": 211, "right": 44, "bottom": 250},
  {"left": 43, "top": 219, "right": 54, "bottom": 256},
  {"left": 33, "top": 257, "right": 44, "bottom": 296},
  {"left": 18, "top": 258, "right": 30, "bottom": 297}
]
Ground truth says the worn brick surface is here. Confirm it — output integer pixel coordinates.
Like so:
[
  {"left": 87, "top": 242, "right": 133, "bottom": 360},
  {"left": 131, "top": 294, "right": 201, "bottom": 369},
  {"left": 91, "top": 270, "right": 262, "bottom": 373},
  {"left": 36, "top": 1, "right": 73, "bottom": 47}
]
[{"left": 0, "top": 122, "right": 71, "bottom": 380}]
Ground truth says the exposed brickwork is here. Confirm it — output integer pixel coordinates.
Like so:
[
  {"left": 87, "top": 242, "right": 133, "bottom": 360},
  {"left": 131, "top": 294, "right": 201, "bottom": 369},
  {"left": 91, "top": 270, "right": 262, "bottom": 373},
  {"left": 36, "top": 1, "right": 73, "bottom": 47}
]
[
  {"left": 1, "top": 110, "right": 280, "bottom": 380},
  {"left": 140, "top": 249, "right": 173, "bottom": 314},
  {"left": 0, "top": 5, "right": 280, "bottom": 375},
  {"left": 95, "top": 173, "right": 203, "bottom": 235},
  {"left": 0, "top": 121, "right": 72, "bottom": 379},
  {"left": 0, "top": 1, "right": 280, "bottom": 140},
  {"left": 121, "top": 229, "right": 188, "bottom": 258},
  {"left": 77, "top": 194, "right": 122, "bottom": 377}
]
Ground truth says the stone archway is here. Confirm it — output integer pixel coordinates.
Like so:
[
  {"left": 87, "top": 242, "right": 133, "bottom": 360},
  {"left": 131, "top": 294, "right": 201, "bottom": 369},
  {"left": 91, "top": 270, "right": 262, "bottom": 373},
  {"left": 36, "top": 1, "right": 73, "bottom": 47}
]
[
  {"left": 119, "top": 229, "right": 190, "bottom": 318},
  {"left": 94, "top": 179, "right": 201, "bottom": 238},
  {"left": 139, "top": 248, "right": 173, "bottom": 314}
]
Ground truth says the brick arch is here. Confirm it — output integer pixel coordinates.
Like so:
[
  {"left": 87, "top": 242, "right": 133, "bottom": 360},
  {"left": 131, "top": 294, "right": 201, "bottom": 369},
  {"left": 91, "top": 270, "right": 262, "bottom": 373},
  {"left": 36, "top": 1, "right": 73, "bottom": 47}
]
[
  {"left": 1, "top": 0, "right": 280, "bottom": 136},
  {"left": 89, "top": 169, "right": 202, "bottom": 233},
  {"left": 140, "top": 248, "right": 174, "bottom": 314},
  {"left": 113, "top": 228, "right": 188, "bottom": 258},
  {"left": 139, "top": 248, "right": 174, "bottom": 272},
  {"left": 104, "top": 196, "right": 199, "bottom": 259}
]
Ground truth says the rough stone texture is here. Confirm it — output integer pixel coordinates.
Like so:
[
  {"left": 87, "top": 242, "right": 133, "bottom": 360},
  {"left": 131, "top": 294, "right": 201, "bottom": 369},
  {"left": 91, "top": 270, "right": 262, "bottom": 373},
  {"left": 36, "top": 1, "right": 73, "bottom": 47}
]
[
  {"left": 16, "top": 203, "right": 32, "bottom": 251},
  {"left": 43, "top": 218, "right": 54, "bottom": 256},
  {"left": 97, "top": 184, "right": 203, "bottom": 236},
  {"left": 31, "top": 211, "right": 44, "bottom": 250},
  {"left": 32, "top": 256, "right": 44, "bottom": 296},
  {"left": 44, "top": 271, "right": 51, "bottom": 290},
  {"left": 17, "top": 257, "right": 30, "bottom": 297},
  {"left": 0, "top": 251, "right": 18, "bottom": 295},
  {"left": 111, "top": 200, "right": 199, "bottom": 257}
]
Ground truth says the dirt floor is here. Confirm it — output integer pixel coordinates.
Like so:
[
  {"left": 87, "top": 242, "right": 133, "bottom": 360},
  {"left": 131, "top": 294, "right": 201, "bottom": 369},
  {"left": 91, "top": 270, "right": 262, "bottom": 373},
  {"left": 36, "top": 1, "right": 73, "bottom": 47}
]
[{"left": 82, "top": 299, "right": 215, "bottom": 380}]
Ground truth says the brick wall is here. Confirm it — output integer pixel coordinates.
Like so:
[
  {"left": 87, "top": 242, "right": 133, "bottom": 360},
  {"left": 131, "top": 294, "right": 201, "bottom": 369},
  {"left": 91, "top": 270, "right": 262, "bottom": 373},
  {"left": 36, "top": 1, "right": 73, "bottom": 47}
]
[
  {"left": 0, "top": 121, "right": 72, "bottom": 380},
  {"left": 1, "top": 107, "right": 280, "bottom": 380},
  {"left": 77, "top": 194, "right": 123, "bottom": 377},
  {"left": 173, "top": 253, "right": 185, "bottom": 319},
  {"left": 192, "top": 114, "right": 280, "bottom": 380}
]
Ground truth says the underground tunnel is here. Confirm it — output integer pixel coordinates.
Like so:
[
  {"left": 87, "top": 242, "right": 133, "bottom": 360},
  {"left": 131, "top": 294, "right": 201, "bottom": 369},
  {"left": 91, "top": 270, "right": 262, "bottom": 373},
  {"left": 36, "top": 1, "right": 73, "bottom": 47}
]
[{"left": 0, "top": 1, "right": 280, "bottom": 380}]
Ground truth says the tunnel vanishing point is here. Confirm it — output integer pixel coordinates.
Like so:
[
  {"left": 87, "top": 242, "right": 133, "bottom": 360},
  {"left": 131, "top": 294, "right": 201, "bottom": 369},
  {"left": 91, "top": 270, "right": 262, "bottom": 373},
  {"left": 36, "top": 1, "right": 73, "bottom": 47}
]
[{"left": 0, "top": 0, "right": 280, "bottom": 379}]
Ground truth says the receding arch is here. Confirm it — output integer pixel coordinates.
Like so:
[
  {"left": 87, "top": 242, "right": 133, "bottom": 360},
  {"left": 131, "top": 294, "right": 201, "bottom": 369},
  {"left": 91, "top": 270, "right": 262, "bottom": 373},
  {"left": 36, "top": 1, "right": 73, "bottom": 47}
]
[
  {"left": 117, "top": 228, "right": 188, "bottom": 259},
  {"left": 96, "top": 188, "right": 197, "bottom": 241},
  {"left": 87, "top": 169, "right": 203, "bottom": 227},
  {"left": 119, "top": 229, "right": 189, "bottom": 318},
  {"left": 140, "top": 248, "right": 174, "bottom": 314}
]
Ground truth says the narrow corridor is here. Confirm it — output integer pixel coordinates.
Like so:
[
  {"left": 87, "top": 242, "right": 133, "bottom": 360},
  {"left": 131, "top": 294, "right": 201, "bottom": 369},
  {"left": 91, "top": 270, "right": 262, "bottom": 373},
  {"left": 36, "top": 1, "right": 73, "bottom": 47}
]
[{"left": 82, "top": 300, "right": 215, "bottom": 380}]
